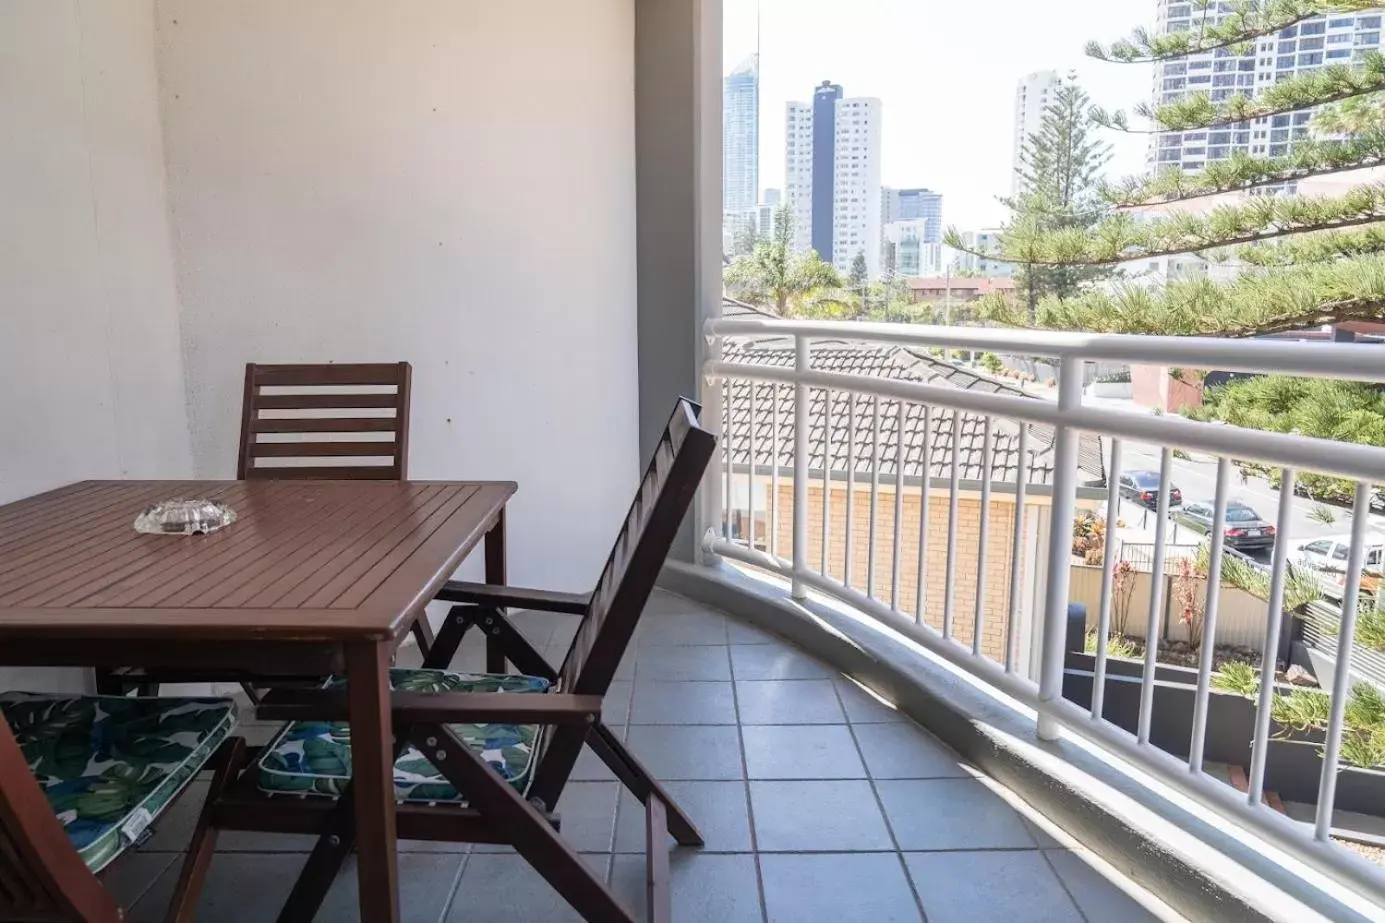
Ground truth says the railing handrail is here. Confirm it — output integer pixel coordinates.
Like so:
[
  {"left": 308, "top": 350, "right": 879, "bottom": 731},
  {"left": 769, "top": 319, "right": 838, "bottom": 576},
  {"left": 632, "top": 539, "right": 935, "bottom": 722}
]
[
  {"left": 709, "top": 358, "right": 1385, "bottom": 486},
  {"left": 706, "top": 316, "right": 1385, "bottom": 383}
]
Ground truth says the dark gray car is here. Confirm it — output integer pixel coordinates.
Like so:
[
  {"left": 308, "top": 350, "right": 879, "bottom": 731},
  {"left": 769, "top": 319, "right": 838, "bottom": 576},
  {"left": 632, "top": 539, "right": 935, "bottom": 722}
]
[{"left": 1173, "top": 500, "right": 1276, "bottom": 550}]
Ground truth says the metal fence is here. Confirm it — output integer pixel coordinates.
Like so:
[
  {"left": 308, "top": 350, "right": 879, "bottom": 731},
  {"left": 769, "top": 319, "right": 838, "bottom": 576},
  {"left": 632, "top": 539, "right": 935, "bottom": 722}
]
[{"left": 702, "top": 316, "right": 1385, "bottom": 910}]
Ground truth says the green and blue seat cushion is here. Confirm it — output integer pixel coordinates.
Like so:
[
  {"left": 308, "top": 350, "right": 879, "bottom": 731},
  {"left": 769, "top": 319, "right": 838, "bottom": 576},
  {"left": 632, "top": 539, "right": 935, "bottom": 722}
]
[
  {"left": 257, "top": 668, "right": 551, "bottom": 803},
  {"left": 0, "top": 691, "right": 238, "bottom": 873}
]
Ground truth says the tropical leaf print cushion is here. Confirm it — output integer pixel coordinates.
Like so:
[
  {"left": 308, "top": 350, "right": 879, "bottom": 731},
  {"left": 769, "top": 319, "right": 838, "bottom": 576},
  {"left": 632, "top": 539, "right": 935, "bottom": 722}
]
[
  {"left": 0, "top": 692, "right": 237, "bottom": 873},
  {"left": 257, "top": 669, "right": 551, "bottom": 803}
]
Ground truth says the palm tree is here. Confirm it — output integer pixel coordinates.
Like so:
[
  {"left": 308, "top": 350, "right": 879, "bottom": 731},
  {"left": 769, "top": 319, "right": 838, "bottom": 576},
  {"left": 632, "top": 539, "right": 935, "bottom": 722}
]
[{"left": 724, "top": 204, "right": 842, "bottom": 315}]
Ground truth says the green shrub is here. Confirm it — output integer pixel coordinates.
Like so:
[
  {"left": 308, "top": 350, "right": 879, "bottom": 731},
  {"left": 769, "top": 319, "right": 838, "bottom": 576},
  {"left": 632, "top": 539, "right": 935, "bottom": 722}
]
[
  {"left": 979, "top": 352, "right": 1004, "bottom": 374},
  {"left": 1211, "top": 662, "right": 1259, "bottom": 697}
]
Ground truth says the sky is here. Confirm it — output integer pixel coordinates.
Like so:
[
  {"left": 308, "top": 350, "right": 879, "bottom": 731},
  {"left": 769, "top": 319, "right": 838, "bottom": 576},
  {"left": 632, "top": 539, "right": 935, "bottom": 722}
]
[{"left": 724, "top": 0, "right": 1156, "bottom": 230}]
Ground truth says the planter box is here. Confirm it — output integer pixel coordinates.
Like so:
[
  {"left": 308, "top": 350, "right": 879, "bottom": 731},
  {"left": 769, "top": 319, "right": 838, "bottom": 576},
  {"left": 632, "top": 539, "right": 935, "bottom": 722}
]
[
  {"left": 1262, "top": 737, "right": 1385, "bottom": 812},
  {"left": 1090, "top": 380, "right": 1133, "bottom": 398}
]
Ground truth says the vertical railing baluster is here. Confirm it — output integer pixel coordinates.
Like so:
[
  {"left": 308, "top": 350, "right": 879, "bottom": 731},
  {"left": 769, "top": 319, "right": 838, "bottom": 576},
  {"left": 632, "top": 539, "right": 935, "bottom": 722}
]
[
  {"left": 943, "top": 411, "right": 962, "bottom": 640},
  {"left": 916, "top": 406, "right": 933, "bottom": 626},
  {"left": 791, "top": 337, "right": 810, "bottom": 599},
  {"left": 1190, "top": 457, "right": 1232, "bottom": 772},
  {"left": 723, "top": 379, "right": 734, "bottom": 541},
  {"left": 868, "top": 397, "right": 881, "bottom": 598},
  {"left": 770, "top": 385, "right": 780, "bottom": 558},
  {"left": 1316, "top": 482, "right": 1373, "bottom": 839},
  {"left": 747, "top": 381, "right": 757, "bottom": 551},
  {"left": 892, "top": 402, "right": 906, "bottom": 611},
  {"left": 1249, "top": 467, "right": 1297, "bottom": 804},
  {"left": 1037, "top": 357, "right": 1084, "bottom": 742},
  {"left": 822, "top": 390, "right": 832, "bottom": 574},
  {"left": 1006, "top": 425, "right": 1030, "bottom": 673},
  {"left": 973, "top": 416, "right": 994, "bottom": 657},
  {"left": 1137, "top": 448, "right": 1175, "bottom": 745},
  {"left": 845, "top": 395, "right": 857, "bottom": 588},
  {"left": 1091, "top": 438, "right": 1124, "bottom": 716}
]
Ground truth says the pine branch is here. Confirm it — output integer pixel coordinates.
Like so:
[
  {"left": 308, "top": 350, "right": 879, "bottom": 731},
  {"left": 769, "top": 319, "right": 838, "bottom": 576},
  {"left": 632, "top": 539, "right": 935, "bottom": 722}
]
[
  {"left": 1093, "top": 53, "right": 1385, "bottom": 133},
  {"left": 1087, "top": 2, "right": 1380, "bottom": 65},
  {"left": 974, "top": 253, "right": 1385, "bottom": 336},
  {"left": 1222, "top": 224, "right": 1385, "bottom": 265},
  {"left": 1102, "top": 132, "right": 1385, "bottom": 207},
  {"left": 974, "top": 184, "right": 1385, "bottom": 266}
]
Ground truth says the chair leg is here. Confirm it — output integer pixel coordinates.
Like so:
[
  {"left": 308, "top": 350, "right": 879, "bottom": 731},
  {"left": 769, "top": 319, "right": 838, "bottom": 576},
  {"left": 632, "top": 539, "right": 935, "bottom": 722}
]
[
  {"left": 410, "top": 724, "right": 634, "bottom": 923},
  {"left": 274, "top": 797, "right": 358, "bottom": 923},
  {"left": 164, "top": 737, "right": 248, "bottom": 923},
  {"left": 484, "top": 611, "right": 560, "bottom": 681},
  {"left": 587, "top": 723, "right": 703, "bottom": 847},
  {"left": 421, "top": 606, "right": 477, "bottom": 670},
  {"left": 645, "top": 796, "right": 671, "bottom": 923},
  {"left": 410, "top": 613, "right": 436, "bottom": 655}
]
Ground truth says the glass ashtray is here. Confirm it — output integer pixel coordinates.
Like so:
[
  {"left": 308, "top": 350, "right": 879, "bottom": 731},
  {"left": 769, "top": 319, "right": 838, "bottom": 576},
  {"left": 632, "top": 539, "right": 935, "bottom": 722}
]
[{"left": 134, "top": 499, "right": 238, "bottom": 536}]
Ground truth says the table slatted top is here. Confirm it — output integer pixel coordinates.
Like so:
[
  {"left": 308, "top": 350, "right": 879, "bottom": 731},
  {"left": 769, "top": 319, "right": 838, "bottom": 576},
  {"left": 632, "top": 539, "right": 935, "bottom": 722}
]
[{"left": 0, "top": 480, "right": 513, "bottom": 640}]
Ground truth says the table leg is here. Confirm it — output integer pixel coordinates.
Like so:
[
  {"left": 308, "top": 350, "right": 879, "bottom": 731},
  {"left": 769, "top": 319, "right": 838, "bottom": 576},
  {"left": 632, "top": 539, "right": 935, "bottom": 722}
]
[
  {"left": 346, "top": 640, "right": 399, "bottom": 923},
  {"left": 485, "top": 510, "right": 507, "bottom": 674}
]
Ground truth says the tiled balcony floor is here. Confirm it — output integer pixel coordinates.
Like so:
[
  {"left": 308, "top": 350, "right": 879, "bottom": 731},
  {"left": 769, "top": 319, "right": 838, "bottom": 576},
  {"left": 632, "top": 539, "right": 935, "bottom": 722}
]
[{"left": 104, "top": 591, "right": 1180, "bottom": 922}]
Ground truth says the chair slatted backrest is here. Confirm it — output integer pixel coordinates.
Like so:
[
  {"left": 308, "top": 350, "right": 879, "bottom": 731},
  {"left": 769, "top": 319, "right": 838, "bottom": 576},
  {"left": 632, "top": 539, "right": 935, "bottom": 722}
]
[
  {"left": 559, "top": 399, "right": 716, "bottom": 696},
  {"left": 0, "top": 716, "right": 122, "bottom": 922},
  {"left": 237, "top": 362, "right": 412, "bottom": 480}
]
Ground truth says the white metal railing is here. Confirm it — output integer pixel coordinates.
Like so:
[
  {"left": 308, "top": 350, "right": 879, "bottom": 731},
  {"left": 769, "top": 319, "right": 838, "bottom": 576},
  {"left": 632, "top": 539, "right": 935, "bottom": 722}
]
[{"left": 702, "top": 316, "right": 1385, "bottom": 911}]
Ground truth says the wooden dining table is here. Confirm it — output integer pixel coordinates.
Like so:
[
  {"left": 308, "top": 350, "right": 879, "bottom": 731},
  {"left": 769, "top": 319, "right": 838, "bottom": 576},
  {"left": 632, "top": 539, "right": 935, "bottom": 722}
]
[{"left": 0, "top": 478, "right": 516, "bottom": 923}]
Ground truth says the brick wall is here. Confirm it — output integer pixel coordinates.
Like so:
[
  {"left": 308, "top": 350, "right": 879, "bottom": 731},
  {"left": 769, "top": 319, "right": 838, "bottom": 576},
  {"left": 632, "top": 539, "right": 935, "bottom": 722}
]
[{"left": 772, "top": 482, "right": 1025, "bottom": 663}]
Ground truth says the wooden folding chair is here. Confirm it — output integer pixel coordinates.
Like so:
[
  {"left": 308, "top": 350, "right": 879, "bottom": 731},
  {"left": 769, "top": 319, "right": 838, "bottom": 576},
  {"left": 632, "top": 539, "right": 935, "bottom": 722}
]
[
  {"left": 0, "top": 690, "right": 243, "bottom": 923},
  {"left": 181, "top": 398, "right": 716, "bottom": 922},
  {"left": 98, "top": 361, "right": 420, "bottom": 698}
]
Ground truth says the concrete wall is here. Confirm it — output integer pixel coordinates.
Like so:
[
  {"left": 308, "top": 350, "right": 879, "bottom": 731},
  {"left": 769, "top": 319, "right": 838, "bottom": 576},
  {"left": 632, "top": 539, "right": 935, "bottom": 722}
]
[
  {"left": 0, "top": 0, "right": 191, "bottom": 691},
  {"left": 156, "top": 0, "right": 639, "bottom": 589}
]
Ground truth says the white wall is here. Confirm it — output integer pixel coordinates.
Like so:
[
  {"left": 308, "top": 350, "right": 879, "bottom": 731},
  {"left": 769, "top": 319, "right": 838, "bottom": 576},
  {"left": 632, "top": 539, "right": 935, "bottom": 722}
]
[
  {"left": 0, "top": 0, "right": 191, "bottom": 691},
  {"left": 157, "top": 0, "right": 639, "bottom": 590}
]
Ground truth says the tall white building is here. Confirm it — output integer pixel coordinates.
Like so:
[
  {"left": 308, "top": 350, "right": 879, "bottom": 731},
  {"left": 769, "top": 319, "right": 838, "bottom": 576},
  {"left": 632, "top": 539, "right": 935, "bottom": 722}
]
[
  {"left": 723, "top": 55, "right": 759, "bottom": 216},
  {"left": 1152, "top": 5, "right": 1385, "bottom": 172},
  {"left": 1012, "top": 71, "right": 1063, "bottom": 195},
  {"left": 951, "top": 230, "right": 1014, "bottom": 278},
  {"left": 785, "top": 82, "right": 884, "bottom": 278}
]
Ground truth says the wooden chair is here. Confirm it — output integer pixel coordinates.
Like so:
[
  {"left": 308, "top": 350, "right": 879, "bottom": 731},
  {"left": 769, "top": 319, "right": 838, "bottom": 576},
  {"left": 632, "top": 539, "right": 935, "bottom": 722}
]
[
  {"left": 0, "top": 690, "right": 243, "bottom": 923},
  {"left": 181, "top": 399, "right": 716, "bottom": 922},
  {"left": 237, "top": 362, "right": 412, "bottom": 481},
  {"left": 97, "top": 361, "right": 416, "bottom": 698}
]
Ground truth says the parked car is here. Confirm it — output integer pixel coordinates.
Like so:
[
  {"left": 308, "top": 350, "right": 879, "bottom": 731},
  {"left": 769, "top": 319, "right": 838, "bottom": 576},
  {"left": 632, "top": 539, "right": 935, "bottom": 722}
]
[
  {"left": 1372, "top": 486, "right": 1385, "bottom": 513},
  {"left": 1295, "top": 533, "right": 1385, "bottom": 602},
  {"left": 1118, "top": 470, "right": 1182, "bottom": 509},
  {"left": 1173, "top": 501, "right": 1276, "bottom": 550}
]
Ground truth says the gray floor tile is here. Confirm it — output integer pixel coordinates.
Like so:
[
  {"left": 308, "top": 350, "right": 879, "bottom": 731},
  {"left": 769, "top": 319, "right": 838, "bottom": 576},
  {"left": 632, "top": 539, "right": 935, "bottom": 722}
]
[
  {"left": 615, "top": 781, "right": 754, "bottom": 853},
  {"left": 750, "top": 780, "right": 894, "bottom": 851},
  {"left": 905, "top": 851, "right": 1082, "bottom": 923},
  {"left": 852, "top": 722, "right": 972, "bottom": 779},
  {"left": 636, "top": 609, "right": 730, "bottom": 646},
  {"left": 314, "top": 854, "right": 466, "bottom": 922},
  {"left": 726, "top": 620, "right": 782, "bottom": 644},
  {"left": 630, "top": 681, "right": 738, "bottom": 724},
  {"left": 736, "top": 680, "right": 846, "bottom": 725},
  {"left": 876, "top": 779, "right": 1037, "bottom": 851},
  {"left": 626, "top": 724, "right": 745, "bottom": 780},
  {"left": 130, "top": 853, "right": 307, "bottom": 923},
  {"left": 731, "top": 643, "right": 836, "bottom": 680},
  {"left": 103, "top": 851, "right": 179, "bottom": 909},
  {"left": 610, "top": 852, "right": 763, "bottom": 923},
  {"left": 835, "top": 679, "right": 907, "bottom": 723},
  {"left": 760, "top": 853, "right": 922, "bottom": 923},
  {"left": 1045, "top": 849, "right": 1164, "bottom": 921},
  {"left": 742, "top": 725, "right": 866, "bottom": 779},
  {"left": 634, "top": 645, "right": 732, "bottom": 682},
  {"left": 603, "top": 680, "right": 634, "bottom": 727},
  {"left": 642, "top": 590, "right": 721, "bottom": 618},
  {"left": 571, "top": 725, "right": 626, "bottom": 782},
  {"left": 447, "top": 852, "right": 609, "bottom": 922},
  {"left": 477, "top": 781, "right": 619, "bottom": 853}
]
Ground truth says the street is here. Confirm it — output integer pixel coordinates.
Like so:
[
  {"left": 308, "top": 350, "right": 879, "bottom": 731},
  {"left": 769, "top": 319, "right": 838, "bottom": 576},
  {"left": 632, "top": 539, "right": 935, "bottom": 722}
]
[{"left": 1086, "top": 397, "right": 1385, "bottom": 560}]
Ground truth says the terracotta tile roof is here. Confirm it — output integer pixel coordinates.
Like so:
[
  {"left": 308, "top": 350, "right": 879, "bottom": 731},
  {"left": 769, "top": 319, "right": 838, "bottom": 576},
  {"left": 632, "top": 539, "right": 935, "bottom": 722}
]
[{"left": 721, "top": 339, "right": 1105, "bottom": 488}]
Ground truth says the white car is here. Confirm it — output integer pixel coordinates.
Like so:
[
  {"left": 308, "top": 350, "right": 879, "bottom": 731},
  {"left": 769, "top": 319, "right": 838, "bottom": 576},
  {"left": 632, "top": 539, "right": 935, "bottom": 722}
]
[{"left": 1295, "top": 533, "right": 1385, "bottom": 601}]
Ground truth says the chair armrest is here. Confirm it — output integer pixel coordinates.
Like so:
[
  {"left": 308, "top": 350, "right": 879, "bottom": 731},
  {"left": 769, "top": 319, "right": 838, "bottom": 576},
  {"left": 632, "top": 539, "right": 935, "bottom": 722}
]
[
  {"left": 434, "top": 580, "right": 590, "bottom": 614},
  {"left": 257, "top": 689, "right": 602, "bottom": 725}
]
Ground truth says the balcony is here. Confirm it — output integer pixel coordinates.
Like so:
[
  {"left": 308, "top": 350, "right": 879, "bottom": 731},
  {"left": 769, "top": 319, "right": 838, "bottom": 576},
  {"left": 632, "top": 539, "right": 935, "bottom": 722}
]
[
  {"left": 4, "top": 2, "right": 1385, "bottom": 921},
  {"left": 97, "top": 591, "right": 1170, "bottom": 922}
]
